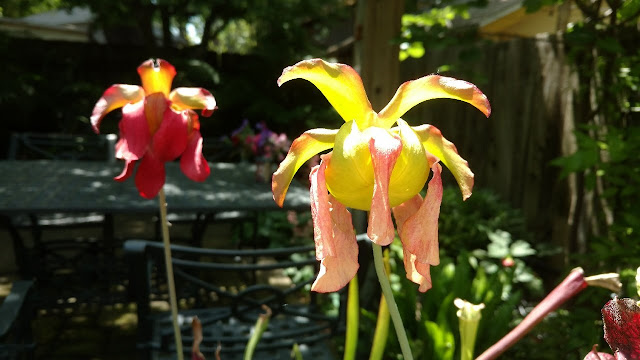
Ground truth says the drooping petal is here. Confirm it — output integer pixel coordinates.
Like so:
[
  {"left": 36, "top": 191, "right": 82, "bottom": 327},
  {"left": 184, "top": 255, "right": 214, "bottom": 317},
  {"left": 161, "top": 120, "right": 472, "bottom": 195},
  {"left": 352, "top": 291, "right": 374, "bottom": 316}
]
[
  {"left": 311, "top": 204, "right": 358, "bottom": 293},
  {"left": 180, "top": 130, "right": 210, "bottom": 182},
  {"left": 90, "top": 84, "right": 145, "bottom": 133},
  {"left": 367, "top": 131, "right": 402, "bottom": 246},
  {"left": 149, "top": 106, "right": 189, "bottom": 163},
  {"left": 277, "top": 58, "right": 376, "bottom": 128},
  {"left": 117, "top": 100, "right": 152, "bottom": 161},
  {"left": 309, "top": 155, "right": 358, "bottom": 293},
  {"left": 272, "top": 128, "right": 337, "bottom": 207},
  {"left": 169, "top": 87, "right": 217, "bottom": 117},
  {"left": 403, "top": 248, "right": 432, "bottom": 293},
  {"left": 309, "top": 155, "right": 336, "bottom": 259},
  {"left": 394, "top": 195, "right": 435, "bottom": 292},
  {"left": 135, "top": 152, "right": 166, "bottom": 199},
  {"left": 395, "top": 161, "right": 443, "bottom": 266},
  {"left": 137, "top": 58, "right": 176, "bottom": 96},
  {"left": 413, "top": 124, "right": 474, "bottom": 200},
  {"left": 114, "top": 159, "right": 136, "bottom": 182},
  {"left": 378, "top": 75, "right": 491, "bottom": 129}
]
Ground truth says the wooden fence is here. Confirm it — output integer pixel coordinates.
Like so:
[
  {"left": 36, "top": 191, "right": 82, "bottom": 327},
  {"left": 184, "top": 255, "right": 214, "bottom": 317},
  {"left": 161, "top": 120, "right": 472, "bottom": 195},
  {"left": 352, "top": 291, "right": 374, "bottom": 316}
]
[{"left": 400, "top": 36, "right": 579, "bottom": 272}]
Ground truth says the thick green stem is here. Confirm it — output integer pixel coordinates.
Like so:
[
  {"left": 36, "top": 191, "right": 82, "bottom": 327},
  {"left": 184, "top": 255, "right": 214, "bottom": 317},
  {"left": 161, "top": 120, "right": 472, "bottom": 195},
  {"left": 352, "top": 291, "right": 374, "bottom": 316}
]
[
  {"left": 158, "top": 189, "right": 184, "bottom": 360},
  {"left": 344, "top": 276, "right": 359, "bottom": 360},
  {"left": 372, "top": 244, "right": 413, "bottom": 360}
]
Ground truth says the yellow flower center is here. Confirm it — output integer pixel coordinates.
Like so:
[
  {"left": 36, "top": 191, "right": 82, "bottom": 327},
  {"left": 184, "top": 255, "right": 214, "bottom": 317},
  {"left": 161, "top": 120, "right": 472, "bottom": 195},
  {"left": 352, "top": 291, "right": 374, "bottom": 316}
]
[{"left": 325, "top": 120, "right": 430, "bottom": 210}]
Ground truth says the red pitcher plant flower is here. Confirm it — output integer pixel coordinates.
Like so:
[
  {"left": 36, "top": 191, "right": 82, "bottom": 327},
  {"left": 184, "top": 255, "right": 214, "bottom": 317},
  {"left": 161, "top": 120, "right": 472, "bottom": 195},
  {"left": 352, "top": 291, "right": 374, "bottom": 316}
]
[
  {"left": 91, "top": 58, "right": 217, "bottom": 198},
  {"left": 272, "top": 59, "right": 490, "bottom": 293}
]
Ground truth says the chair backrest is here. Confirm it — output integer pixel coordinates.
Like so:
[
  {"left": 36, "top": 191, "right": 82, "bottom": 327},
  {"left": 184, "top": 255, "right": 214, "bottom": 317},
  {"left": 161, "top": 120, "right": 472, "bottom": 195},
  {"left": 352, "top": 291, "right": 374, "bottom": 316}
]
[
  {"left": 124, "top": 238, "right": 370, "bottom": 359},
  {"left": 7, "top": 132, "right": 117, "bottom": 162}
]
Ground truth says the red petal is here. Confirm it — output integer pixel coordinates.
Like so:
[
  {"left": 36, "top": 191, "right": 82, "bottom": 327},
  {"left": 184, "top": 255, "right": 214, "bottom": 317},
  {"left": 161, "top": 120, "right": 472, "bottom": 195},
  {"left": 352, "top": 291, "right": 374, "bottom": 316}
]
[
  {"left": 396, "top": 161, "right": 443, "bottom": 266},
  {"left": 367, "top": 132, "right": 402, "bottom": 246},
  {"left": 118, "top": 101, "right": 151, "bottom": 161},
  {"left": 114, "top": 159, "right": 136, "bottom": 182},
  {"left": 602, "top": 298, "right": 640, "bottom": 360},
  {"left": 150, "top": 107, "right": 189, "bottom": 162},
  {"left": 135, "top": 153, "right": 166, "bottom": 199},
  {"left": 180, "top": 131, "right": 210, "bottom": 182}
]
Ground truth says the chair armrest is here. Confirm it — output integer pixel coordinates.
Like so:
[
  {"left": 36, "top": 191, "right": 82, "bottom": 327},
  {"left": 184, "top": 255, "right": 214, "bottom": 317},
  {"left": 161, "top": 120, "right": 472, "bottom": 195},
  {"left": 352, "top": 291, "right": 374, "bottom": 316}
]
[{"left": 0, "top": 280, "right": 34, "bottom": 338}]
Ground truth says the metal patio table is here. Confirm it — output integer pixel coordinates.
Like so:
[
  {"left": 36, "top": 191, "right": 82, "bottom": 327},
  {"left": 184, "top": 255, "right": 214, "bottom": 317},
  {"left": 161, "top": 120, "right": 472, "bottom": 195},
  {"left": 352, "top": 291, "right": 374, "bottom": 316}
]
[
  {"left": 0, "top": 160, "right": 309, "bottom": 215},
  {"left": 0, "top": 160, "right": 311, "bottom": 288}
]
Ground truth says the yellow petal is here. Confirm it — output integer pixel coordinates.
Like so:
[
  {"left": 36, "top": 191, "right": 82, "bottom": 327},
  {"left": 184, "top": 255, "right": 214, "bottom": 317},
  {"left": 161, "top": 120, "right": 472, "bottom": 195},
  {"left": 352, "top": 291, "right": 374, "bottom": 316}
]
[
  {"left": 169, "top": 87, "right": 217, "bottom": 116},
  {"left": 272, "top": 129, "right": 337, "bottom": 207},
  {"left": 278, "top": 59, "right": 376, "bottom": 128},
  {"left": 378, "top": 75, "right": 491, "bottom": 129},
  {"left": 138, "top": 59, "right": 176, "bottom": 96},
  {"left": 413, "top": 124, "right": 474, "bottom": 200},
  {"left": 90, "top": 84, "right": 145, "bottom": 133}
]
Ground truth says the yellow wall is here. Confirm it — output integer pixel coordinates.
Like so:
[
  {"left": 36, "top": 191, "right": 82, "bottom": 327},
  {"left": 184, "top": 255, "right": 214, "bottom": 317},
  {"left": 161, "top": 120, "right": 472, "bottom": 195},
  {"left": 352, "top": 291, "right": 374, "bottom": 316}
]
[{"left": 480, "top": 4, "right": 584, "bottom": 40}]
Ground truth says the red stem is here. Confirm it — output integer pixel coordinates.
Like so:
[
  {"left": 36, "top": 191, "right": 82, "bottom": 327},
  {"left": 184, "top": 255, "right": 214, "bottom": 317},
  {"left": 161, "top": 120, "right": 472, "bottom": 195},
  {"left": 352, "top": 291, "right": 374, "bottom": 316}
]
[{"left": 476, "top": 268, "right": 588, "bottom": 360}]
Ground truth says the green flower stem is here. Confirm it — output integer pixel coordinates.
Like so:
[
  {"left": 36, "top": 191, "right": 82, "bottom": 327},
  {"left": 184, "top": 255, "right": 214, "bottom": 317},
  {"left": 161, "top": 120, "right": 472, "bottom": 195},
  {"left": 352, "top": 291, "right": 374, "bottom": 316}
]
[
  {"left": 372, "top": 244, "right": 413, "bottom": 360},
  {"left": 244, "top": 306, "right": 272, "bottom": 360},
  {"left": 158, "top": 189, "right": 184, "bottom": 360},
  {"left": 344, "top": 276, "right": 359, "bottom": 360},
  {"left": 369, "top": 249, "right": 390, "bottom": 360}
]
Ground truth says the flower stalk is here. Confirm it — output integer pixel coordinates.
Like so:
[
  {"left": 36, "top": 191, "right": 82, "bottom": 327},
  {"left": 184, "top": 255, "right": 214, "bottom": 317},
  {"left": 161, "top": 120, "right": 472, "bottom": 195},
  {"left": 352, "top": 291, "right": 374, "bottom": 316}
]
[
  {"left": 369, "top": 249, "right": 391, "bottom": 360},
  {"left": 344, "top": 276, "right": 359, "bottom": 360},
  {"left": 476, "top": 267, "right": 621, "bottom": 360},
  {"left": 372, "top": 244, "right": 413, "bottom": 360},
  {"left": 158, "top": 189, "right": 184, "bottom": 360}
]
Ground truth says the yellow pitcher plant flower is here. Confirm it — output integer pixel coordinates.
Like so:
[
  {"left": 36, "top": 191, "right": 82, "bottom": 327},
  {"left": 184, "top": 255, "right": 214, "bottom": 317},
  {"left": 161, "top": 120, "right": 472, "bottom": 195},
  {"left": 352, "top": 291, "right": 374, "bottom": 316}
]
[{"left": 272, "top": 59, "right": 490, "bottom": 293}]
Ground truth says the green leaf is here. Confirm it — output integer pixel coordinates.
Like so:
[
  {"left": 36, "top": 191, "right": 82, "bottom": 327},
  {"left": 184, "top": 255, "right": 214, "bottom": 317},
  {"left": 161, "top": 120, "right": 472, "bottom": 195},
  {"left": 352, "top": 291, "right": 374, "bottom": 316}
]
[
  {"left": 424, "top": 321, "right": 455, "bottom": 360},
  {"left": 509, "top": 240, "right": 536, "bottom": 257}
]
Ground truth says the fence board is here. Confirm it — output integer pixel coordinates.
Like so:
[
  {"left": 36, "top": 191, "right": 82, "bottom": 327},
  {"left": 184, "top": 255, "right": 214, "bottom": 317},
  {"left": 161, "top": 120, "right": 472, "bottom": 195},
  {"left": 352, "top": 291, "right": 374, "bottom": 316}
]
[{"left": 400, "top": 36, "right": 577, "bottom": 271}]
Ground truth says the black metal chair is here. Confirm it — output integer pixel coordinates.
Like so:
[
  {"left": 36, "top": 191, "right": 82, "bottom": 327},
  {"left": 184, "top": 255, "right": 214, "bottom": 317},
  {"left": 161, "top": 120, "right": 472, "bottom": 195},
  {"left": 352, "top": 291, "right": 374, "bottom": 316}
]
[
  {"left": 124, "top": 235, "right": 371, "bottom": 360},
  {"left": 0, "top": 280, "right": 35, "bottom": 360}
]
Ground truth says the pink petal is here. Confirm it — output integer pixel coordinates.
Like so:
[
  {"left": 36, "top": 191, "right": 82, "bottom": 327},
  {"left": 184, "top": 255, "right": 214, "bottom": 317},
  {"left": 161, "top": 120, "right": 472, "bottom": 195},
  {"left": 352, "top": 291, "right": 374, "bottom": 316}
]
[
  {"left": 180, "top": 130, "right": 210, "bottom": 182},
  {"left": 311, "top": 196, "right": 359, "bottom": 293},
  {"left": 308, "top": 154, "right": 359, "bottom": 293},
  {"left": 90, "top": 84, "right": 145, "bottom": 133},
  {"left": 118, "top": 101, "right": 152, "bottom": 161},
  {"left": 396, "top": 161, "right": 443, "bottom": 266},
  {"left": 150, "top": 107, "right": 189, "bottom": 162},
  {"left": 367, "top": 132, "right": 402, "bottom": 246},
  {"left": 584, "top": 345, "right": 615, "bottom": 360},
  {"left": 135, "top": 153, "right": 166, "bottom": 199},
  {"left": 114, "top": 159, "right": 136, "bottom": 182},
  {"left": 403, "top": 248, "right": 432, "bottom": 293},
  {"left": 309, "top": 155, "right": 336, "bottom": 259}
]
